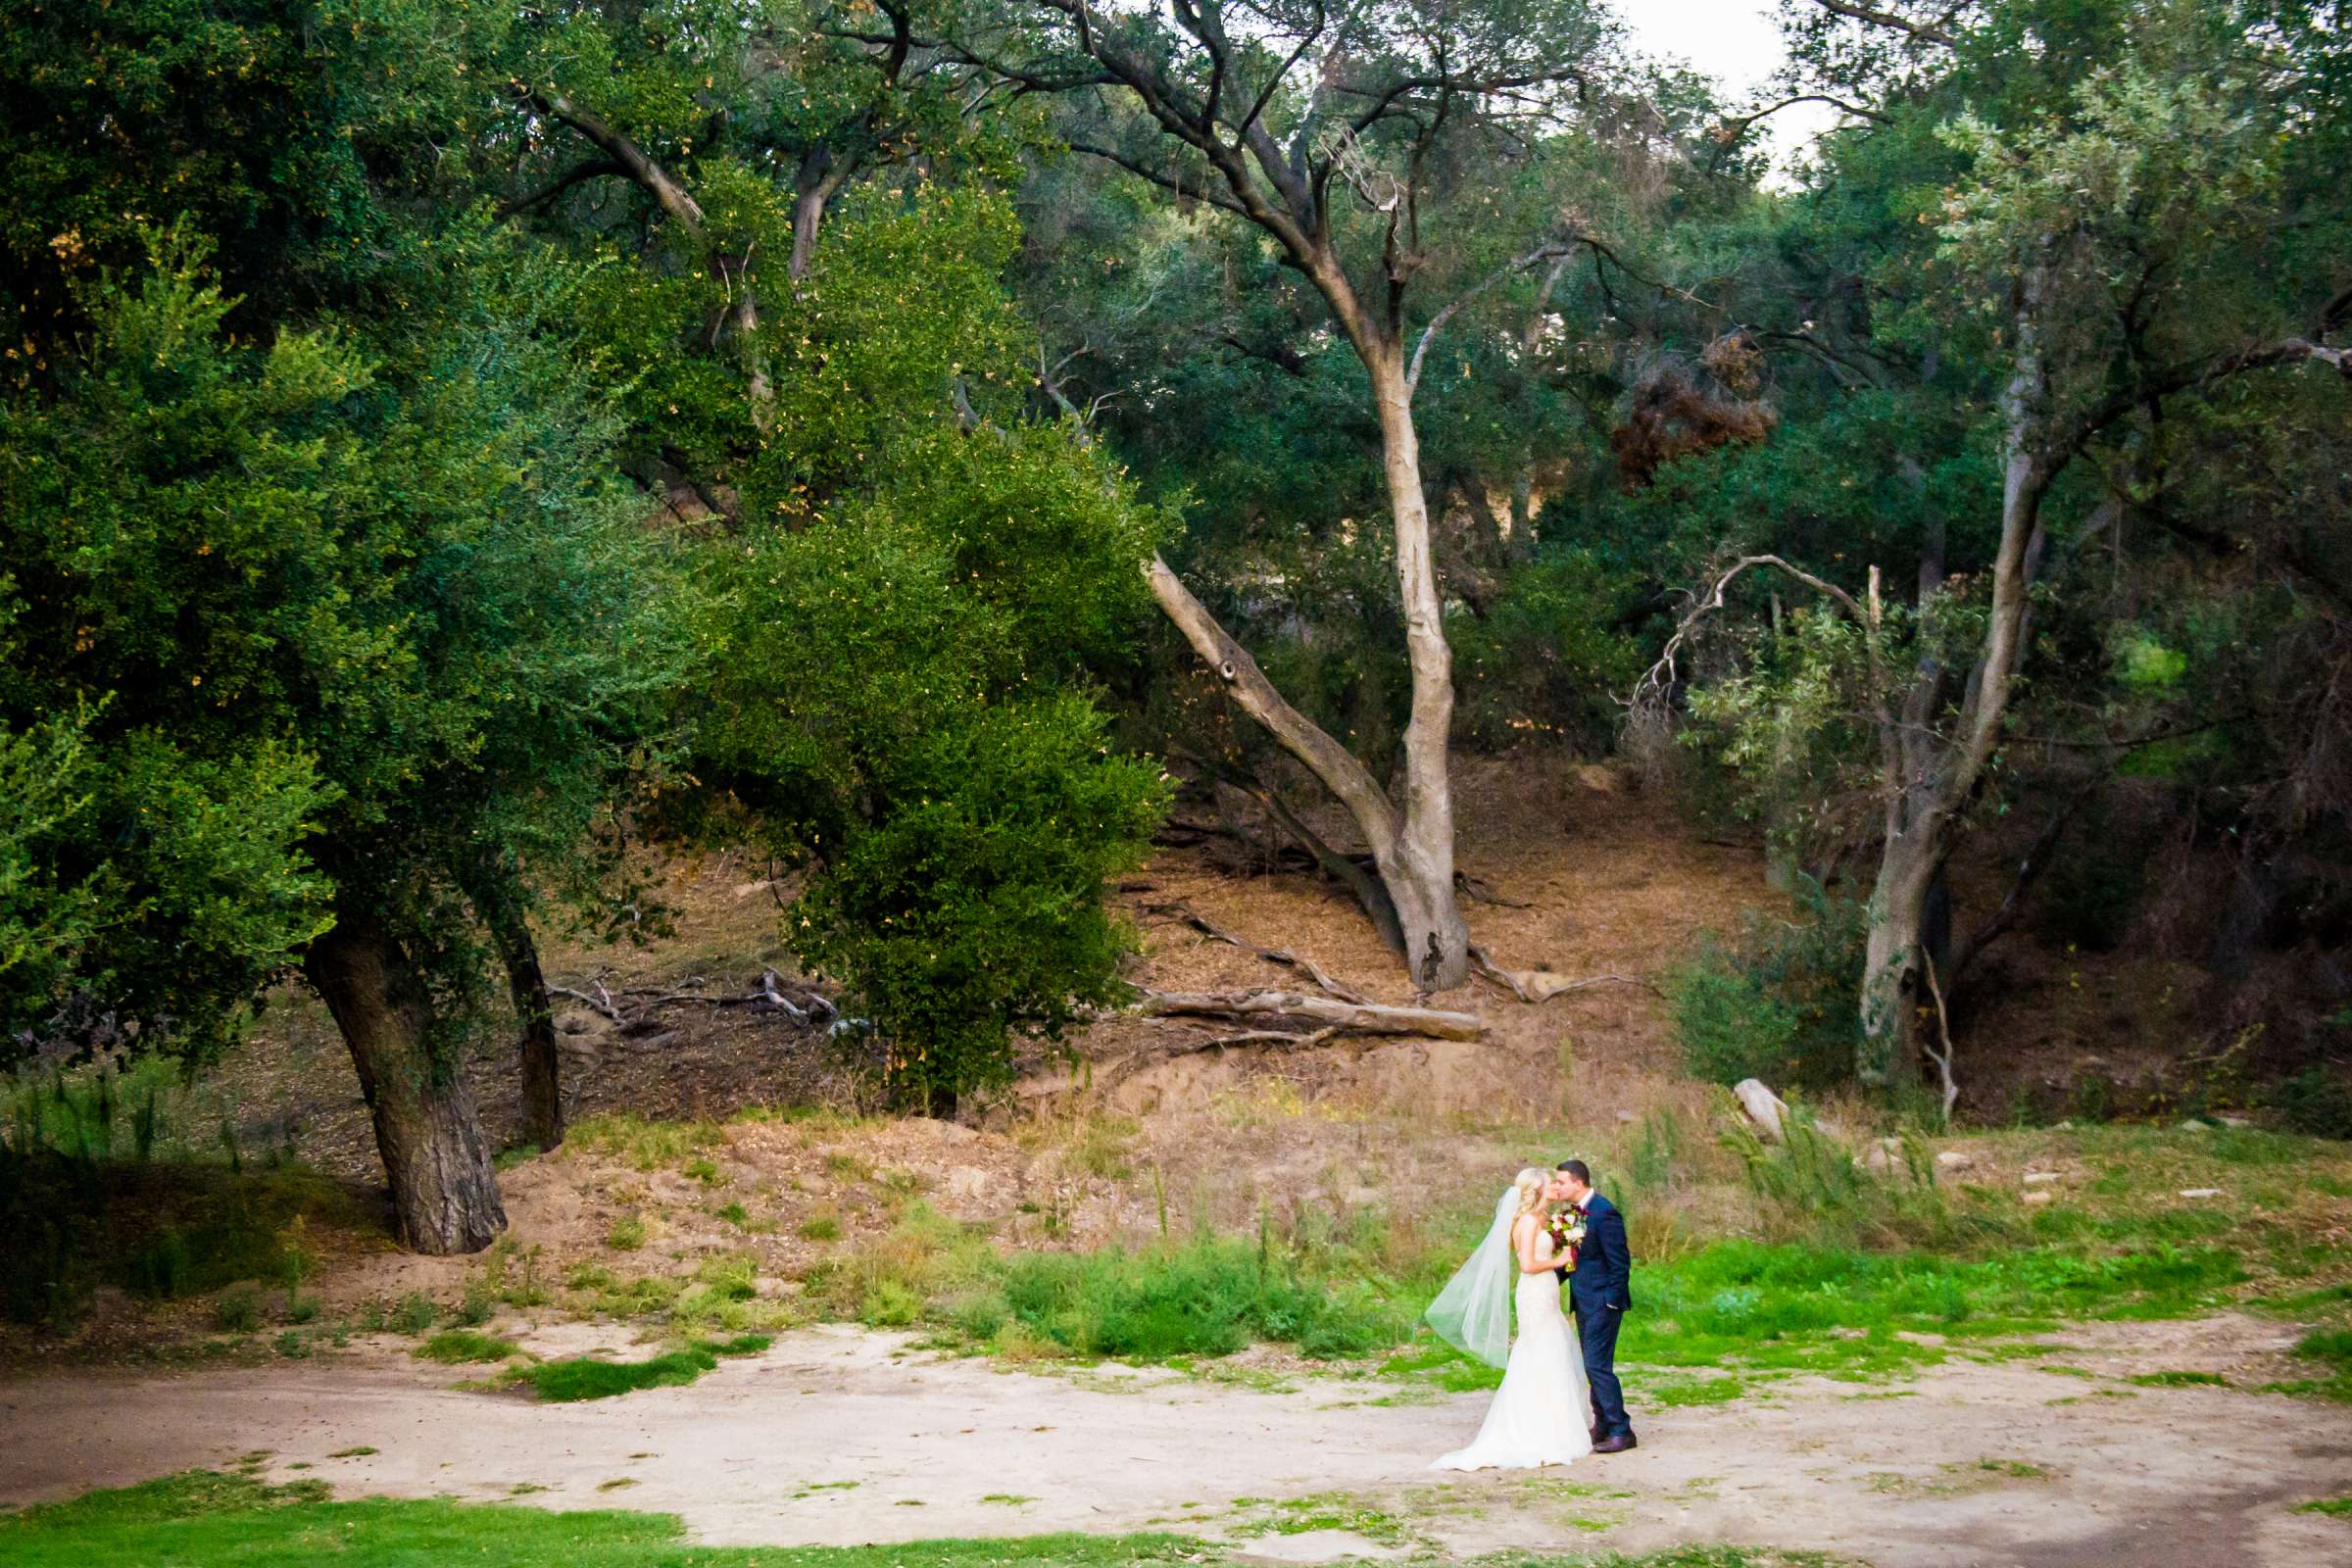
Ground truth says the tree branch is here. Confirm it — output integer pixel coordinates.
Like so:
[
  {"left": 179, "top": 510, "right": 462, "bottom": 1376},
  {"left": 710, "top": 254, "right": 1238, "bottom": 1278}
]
[{"left": 1804, "top": 0, "right": 1957, "bottom": 45}]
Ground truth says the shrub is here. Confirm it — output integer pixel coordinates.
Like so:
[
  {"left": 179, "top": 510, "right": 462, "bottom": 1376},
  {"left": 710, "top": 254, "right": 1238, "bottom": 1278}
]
[
  {"left": 2274, "top": 1067, "right": 2352, "bottom": 1141},
  {"left": 1451, "top": 547, "right": 1644, "bottom": 754},
  {"left": 698, "top": 510, "right": 1168, "bottom": 1114},
  {"left": 1666, "top": 876, "right": 1864, "bottom": 1090},
  {"left": 389, "top": 1292, "right": 437, "bottom": 1335},
  {"left": 213, "top": 1285, "right": 262, "bottom": 1334}
]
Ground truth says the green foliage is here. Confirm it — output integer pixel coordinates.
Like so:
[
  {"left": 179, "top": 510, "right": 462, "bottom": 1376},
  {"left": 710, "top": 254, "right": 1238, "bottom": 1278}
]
[
  {"left": 2273, "top": 1068, "right": 2352, "bottom": 1141},
  {"left": 1452, "top": 548, "right": 1645, "bottom": 752},
  {"left": 1, "top": 215, "right": 692, "bottom": 1068},
  {"left": 702, "top": 481, "right": 1167, "bottom": 1107},
  {"left": 210, "top": 1285, "right": 262, "bottom": 1334},
  {"left": 0, "top": 1097, "right": 361, "bottom": 1326},
  {"left": 1666, "top": 879, "right": 1866, "bottom": 1090},
  {"left": 2036, "top": 816, "right": 2148, "bottom": 954}
]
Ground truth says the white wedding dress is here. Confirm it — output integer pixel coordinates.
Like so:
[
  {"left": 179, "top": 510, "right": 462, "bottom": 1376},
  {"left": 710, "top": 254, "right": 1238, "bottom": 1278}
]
[{"left": 1429, "top": 1229, "right": 1593, "bottom": 1471}]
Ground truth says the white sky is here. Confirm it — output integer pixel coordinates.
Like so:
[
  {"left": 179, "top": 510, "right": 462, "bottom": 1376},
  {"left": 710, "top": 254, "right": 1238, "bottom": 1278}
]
[
  {"left": 1616, "top": 0, "right": 1843, "bottom": 170},
  {"left": 1618, "top": 0, "right": 1794, "bottom": 96}
]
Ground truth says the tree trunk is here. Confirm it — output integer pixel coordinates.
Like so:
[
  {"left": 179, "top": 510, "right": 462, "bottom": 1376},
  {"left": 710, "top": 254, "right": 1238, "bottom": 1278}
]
[
  {"left": 305, "top": 903, "right": 507, "bottom": 1254},
  {"left": 1145, "top": 552, "right": 1466, "bottom": 989},
  {"left": 1858, "top": 829, "right": 1936, "bottom": 1087},
  {"left": 1856, "top": 261, "right": 2057, "bottom": 1086},
  {"left": 1365, "top": 343, "right": 1471, "bottom": 990},
  {"left": 488, "top": 903, "right": 564, "bottom": 1152}
]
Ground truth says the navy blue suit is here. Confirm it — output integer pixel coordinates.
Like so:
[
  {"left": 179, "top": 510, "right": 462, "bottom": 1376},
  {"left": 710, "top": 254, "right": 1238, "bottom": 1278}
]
[{"left": 1564, "top": 1192, "right": 1634, "bottom": 1439}]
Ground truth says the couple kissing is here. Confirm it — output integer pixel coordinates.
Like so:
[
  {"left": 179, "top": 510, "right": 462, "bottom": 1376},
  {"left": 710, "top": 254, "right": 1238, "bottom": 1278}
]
[{"left": 1427, "top": 1159, "right": 1636, "bottom": 1471}]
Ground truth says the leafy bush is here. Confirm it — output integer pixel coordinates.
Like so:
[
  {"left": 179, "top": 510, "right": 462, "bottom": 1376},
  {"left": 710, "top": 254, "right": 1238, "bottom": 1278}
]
[
  {"left": 2037, "top": 804, "right": 2148, "bottom": 953},
  {"left": 1451, "top": 547, "right": 1643, "bottom": 754},
  {"left": 213, "top": 1285, "right": 262, "bottom": 1334},
  {"left": 1666, "top": 877, "right": 1865, "bottom": 1090},
  {"left": 2273, "top": 1067, "right": 2352, "bottom": 1140},
  {"left": 703, "top": 512, "right": 1166, "bottom": 1111}
]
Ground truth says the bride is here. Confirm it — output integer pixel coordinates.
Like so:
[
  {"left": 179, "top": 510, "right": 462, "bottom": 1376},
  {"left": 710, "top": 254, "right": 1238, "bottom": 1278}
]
[{"left": 1425, "top": 1167, "right": 1593, "bottom": 1471}]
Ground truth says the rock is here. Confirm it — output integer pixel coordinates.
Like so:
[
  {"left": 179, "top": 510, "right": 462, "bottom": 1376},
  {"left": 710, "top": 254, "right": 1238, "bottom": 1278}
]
[
  {"left": 1859, "top": 1137, "right": 1904, "bottom": 1175},
  {"left": 945, "top": 1166, "right": 996, "bottom": 1204},
  {"left": 1733, "top": 1079, "right": 1789, "bottom": 1143},
  {"left": 2177, "top": 1188, "right": 2225, "bottom": 1200},
  {"left": 2023, "top": 1171, "right": 2063, "bottom": 1186},
  {"left": 554, "top": 1007, "right": 611, "bottom": 1037},
  {"left": 2178, "top": 1119, "right": 2211, "bottom": 1133},
  {"left": 1616, "top": 1109, "right": 1639, "bottom": 1124},
  {"left": 2214, "top": 1114, "right": 2253, "bottom": 1129},
  {"left": 2022, "top": 1190, "right": 2054, "bottom": 1206},
  {"left": 1573, "top": 762, "right": 1623, "bottom": 795},
  {"left": 1935, "top": 1151, "right": 1975, "bottom": 1173}
]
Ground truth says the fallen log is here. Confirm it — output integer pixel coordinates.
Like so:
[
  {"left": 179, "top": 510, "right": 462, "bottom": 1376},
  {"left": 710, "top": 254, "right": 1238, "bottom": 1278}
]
[
  {"left": 1137, "top": 988, "right": 1483, "bottom": 1040},
  {"left": 1469, "top": 946, "right": 1653, "bottom": 1004}
]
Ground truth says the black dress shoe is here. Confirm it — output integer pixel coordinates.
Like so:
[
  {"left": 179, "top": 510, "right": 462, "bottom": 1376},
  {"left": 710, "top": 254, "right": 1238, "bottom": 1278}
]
[{"left": 1592, "top": 1434, "right": 1638, "bottom": 1453}]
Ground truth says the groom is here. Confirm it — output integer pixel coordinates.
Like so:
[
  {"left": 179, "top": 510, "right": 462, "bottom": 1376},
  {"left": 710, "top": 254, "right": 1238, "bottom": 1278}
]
[{"left": 1552, "top": 1159, "right": 1636, "bottom": 1452}]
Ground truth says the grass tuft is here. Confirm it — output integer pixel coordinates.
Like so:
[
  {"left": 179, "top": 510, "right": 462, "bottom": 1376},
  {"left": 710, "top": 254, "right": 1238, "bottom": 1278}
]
[
  {"left": 415, "top": 1331, "right": 521, "bottom": 1364},
  {"left": 503, "top": 1336, "right": 768, "bottom": 1402}
]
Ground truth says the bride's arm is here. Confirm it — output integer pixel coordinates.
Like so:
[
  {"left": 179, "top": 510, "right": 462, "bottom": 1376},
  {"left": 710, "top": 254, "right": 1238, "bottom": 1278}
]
[{"left": 1511, "top": 1215, "right": 1556, "bottom": 1275}]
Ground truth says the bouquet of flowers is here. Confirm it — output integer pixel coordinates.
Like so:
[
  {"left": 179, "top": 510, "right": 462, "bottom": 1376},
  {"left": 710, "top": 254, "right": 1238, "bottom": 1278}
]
[{"left": 1547, "top": 1208, "right": 1588, "bottom": 1272}]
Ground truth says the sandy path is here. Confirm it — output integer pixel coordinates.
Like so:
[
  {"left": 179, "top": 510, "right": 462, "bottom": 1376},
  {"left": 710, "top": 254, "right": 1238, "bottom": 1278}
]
[{"left": 5, "top": 1317, "right": 2350, "bottom": 1567}]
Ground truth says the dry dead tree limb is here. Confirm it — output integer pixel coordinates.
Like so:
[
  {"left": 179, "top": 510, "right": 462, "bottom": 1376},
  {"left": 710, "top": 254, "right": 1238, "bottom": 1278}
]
[
  {"left": 553, "top": 969, "right": 832, "bottom": 1027},
  {"left": 1456, "top": 873, "right": 1534, "bottom": 908},
  {"left": 1189, "top": 1025, "right": 1343, "bottom": 1051},
  {"left": 549, "top": 983, "right": 625, "bottom": 1023},
  {"left": 1919, "top": 950, "right": 1960, "bottom": 1129},
  {"left": 1469, "top": 947, "right": 1652, "bottom": 1004},
  {"left": 1138, "top": 987, "right": 1482, "bottom": 1040},
  {"left": 1136, "top": 900, "right": 1372, "bottom": 1004}
]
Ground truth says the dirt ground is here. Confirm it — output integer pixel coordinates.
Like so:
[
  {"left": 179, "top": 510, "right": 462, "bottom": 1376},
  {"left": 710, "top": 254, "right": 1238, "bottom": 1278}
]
[{"left": 4, "top": 1313, "right": 2349, "bottom": 1567}]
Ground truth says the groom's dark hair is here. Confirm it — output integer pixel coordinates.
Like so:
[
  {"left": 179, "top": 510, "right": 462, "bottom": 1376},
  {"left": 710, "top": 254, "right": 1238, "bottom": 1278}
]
[{"left": 1556, "top": 1159, "right": 1591, "bottom": 1185}]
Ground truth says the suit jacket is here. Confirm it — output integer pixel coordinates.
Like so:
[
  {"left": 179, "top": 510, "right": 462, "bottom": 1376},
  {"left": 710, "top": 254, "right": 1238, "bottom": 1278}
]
[{"left": 1564, "top": 1193, "right": 1633, "bottom": 1312}]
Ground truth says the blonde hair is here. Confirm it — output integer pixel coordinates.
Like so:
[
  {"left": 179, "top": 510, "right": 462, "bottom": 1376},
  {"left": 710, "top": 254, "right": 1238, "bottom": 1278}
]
[{"left": 1511, "top": 1166, "right": 1550, "bottom": 1217}]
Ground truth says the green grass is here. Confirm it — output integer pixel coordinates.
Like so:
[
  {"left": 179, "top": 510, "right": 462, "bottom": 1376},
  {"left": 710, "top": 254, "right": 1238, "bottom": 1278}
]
[
  {"left": 0, "top": 1472, "right": 1868, "bottom": 1568},
  {"left": 808, "top": 1118, "right": 2347, "bottom": 1396},
  {"left": 0, "top": 1471, "right": 1211, "bottom": 1568},
  {"left": 1226, "top": 1492, "right": 1414, "bottom": 1546},
  {"left": 2297, "top": 1494, "right": 2352, "bottom": 1516},
  {"left": 416, "top": 1330, "right": 522, "bottom": 1363},
  {"left": 2273, "top": 1328, "right": 2352, "bottom": 1402},
  {"left": 504, "top": 1335, "right": 771, "bottom": 1401},
  {"left": 2127, "top": 1370, "right": 2229, "bottom": 1388},
  {"left": 567, "top": 1113, "right": 722, "bottom": 1173}
]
